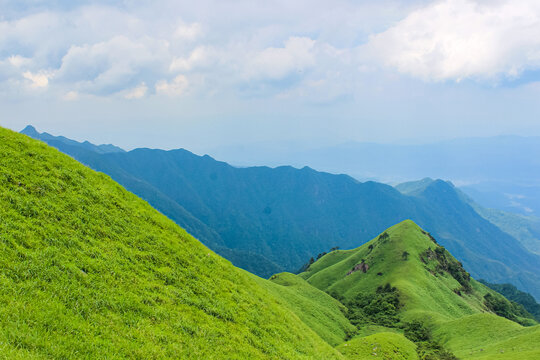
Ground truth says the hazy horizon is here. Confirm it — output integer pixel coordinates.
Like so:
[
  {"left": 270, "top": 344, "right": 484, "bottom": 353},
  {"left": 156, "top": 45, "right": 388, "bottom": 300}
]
[{"left": 12, "top": 123, "right": 540, "bottom": 154}]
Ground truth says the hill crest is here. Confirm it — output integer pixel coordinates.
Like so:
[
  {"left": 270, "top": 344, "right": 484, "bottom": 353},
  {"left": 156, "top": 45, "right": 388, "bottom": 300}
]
[{"left": 301, "top": 220, "right": 533, "bottom": 325}]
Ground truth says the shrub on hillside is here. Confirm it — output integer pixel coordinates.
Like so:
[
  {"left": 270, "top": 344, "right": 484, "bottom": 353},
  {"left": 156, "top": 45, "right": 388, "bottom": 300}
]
[
  {"left": 484, "top": 293, "right": 534, "bottom": 325},
  {"left": 480, "top": 280, "right": 540, "bottom": 322},
  {"left": 344, "top": 284, "right": 400, "bottom": 327},
  {"left": 403, "top": 321, "right": 459, "bottom": 360},
  {"left": 421, "top": 246, "right": 472, "bottom": 293},
  {"left": 403, "top": 321, "right": 431, "bottom": 342}
]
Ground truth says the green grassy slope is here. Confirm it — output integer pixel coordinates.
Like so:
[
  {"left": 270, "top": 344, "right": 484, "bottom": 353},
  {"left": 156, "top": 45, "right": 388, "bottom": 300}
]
[
  {"left": 336, "top": 332, "right": 418, "bottom": 360},
  {"left": 252, "top": 272, "right": 356, "bottom": 346},
  {"left": 301, "top": 220, "right": 540, "bottom": 359},
  {"left": 301, "top": 220, "right": 490, "bottom": 323},
  {"left": 0, "top": 127, "right": 341, "bottom": 359},
  {"left": 434, "top": 314, "right": 540, "bottom": 359}
]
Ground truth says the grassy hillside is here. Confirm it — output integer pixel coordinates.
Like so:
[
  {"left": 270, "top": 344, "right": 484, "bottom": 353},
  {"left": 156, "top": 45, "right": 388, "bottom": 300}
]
[
  {"left": 301, "top": 221, "right": 490, "bottom": 323},
  {"left": 0, "top": 127, "right": 341, "bottom": 359},
  {"left": 336, "top": 332, "right": 418, "bottom": 360},
  {"left": 22, "top": 127, "right": 540, "bottom": 300},
  {"left": 435, "top": 314, "right": 540, "bottom": 359},
  {"left": 252, "top": 272, "right": 356, "bottom": 346},
  {"left": 301, "top": 220, "right": 539, "bottom": 359}
]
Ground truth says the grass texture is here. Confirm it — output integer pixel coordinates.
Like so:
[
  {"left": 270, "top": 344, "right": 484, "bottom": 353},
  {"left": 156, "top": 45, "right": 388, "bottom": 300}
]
[{"left": 0, "top": 127, "right": 341, "bottom": 359}]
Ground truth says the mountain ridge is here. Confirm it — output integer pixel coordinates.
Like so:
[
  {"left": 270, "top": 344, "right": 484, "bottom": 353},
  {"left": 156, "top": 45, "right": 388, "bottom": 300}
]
[{"left": 21, "top": 125, "right": 126, "bottom": 154}]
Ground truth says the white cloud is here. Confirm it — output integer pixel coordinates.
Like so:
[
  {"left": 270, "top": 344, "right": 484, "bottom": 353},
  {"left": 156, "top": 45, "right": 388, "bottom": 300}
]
[
  {"left": 245, "top": 37, "right": 316, "bottom": 80},
  {"left": 56, "top": 35, "right": 170, "bottom": 94},
  {"left": 0, "top": 1, "right": 419, "bottom": 100},
  {"left": 0, "top": 5, "right": 204, "bottom": 97},
  {"left": 62, "top": 91, "right": 79, "bottom": 101},
  {"left": 155, "top": 74, "right": 189, "bottom": 97},
  {"left": 5, "top": 0, "right": 540, "bottom": 102},
  {"left": 173, "top": 22, "right": 202, "bottom": 41},
  {"left": 8, "top": 55, "right": 32, "bottom": 68},
  {"left": 123, "top": 82, "right": 148, "bottom": 99},
  {"left": 365, "top": 0, "right": 540, "bottom": 81},
  {"left": 23, "top": 70, "right": 52, "bottom": 88},
  {"left": 169, "top": 46, "right": 213, "bottom": 72}
]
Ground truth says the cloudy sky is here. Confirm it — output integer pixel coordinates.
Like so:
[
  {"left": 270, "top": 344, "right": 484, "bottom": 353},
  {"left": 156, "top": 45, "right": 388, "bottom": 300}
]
[{"left": 2, "top": 0, "right": 540, "bottom": 152}]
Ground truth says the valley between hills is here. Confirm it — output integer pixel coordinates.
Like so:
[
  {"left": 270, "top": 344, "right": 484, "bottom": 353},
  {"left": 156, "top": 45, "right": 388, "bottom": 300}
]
[{"left": 1, "top": 126, "right": 539, "bottom": 359}]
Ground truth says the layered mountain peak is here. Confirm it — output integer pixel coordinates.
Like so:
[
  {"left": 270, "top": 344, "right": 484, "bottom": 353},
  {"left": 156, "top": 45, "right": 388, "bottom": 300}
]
[
  {"left": 300, "top": 220, "right": 539, "bottom": 358},
  {"left": 301, "top": 220, "right": 516, "bottom": 323},
  {"left": 395, "top": 177, "right": 456, "bottom": 197},
  {"left": 20, "top": 124, "right": 40, "bottom": 137}
]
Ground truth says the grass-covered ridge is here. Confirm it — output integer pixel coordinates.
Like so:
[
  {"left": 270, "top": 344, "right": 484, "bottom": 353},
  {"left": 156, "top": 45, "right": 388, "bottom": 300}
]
[
  {"left": 336, "top": 332, "right": 418, "bottom": 360},
  {"left": 435, "top": 314, "right": 540, "bottom": 359},
  {"left": 301, "top": 221, "right": 535, "bottom": 324},
  {"left": 253, "top": 272, "right": 356, "bottom": 346},
  {"left": 0, "top": 127, "right": 341, "bottom": 359},
  {"left": 300, "top": 220, "right": 540, "bottom": 359},
  {"left": 6, "top": 126, "right": 540, "bottom": 359},
  {"left": 301, "top": 221, "right": 485, "bottom": 322}
]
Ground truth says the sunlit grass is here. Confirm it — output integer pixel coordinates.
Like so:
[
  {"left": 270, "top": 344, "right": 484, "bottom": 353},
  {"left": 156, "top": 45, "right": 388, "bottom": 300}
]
[
  {"left": 301, "top": 220, "right": 540, "bottom": 359},
  {"left": 0, "top": 127, "right": 341, "bottom": 359}
]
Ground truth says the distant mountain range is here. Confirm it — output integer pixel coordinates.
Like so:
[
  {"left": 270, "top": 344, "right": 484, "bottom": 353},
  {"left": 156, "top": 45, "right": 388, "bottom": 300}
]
[
  {"left": 21, "top": 126, "right": 540, "bottom": 301},
  {"left": 21, "top": 125, "right": 125, "bottom": 155},
  {"left": 210, "top": 137, "right": 540, "bottom": 217},
  {"left": 461, "top": 181, "right": 540, "bottom": 217},
  {"left": 396, "top": 177, "right": 540, "bottom": 257}
]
